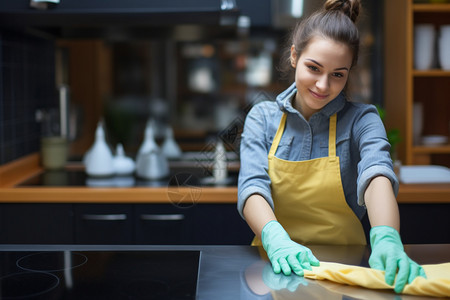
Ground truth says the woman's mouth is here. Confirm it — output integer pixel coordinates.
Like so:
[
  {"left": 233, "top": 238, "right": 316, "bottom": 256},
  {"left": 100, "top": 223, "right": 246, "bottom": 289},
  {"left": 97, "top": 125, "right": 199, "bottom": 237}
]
[{"left": 309, "top": 89, "right": 328, "bottom": 99}]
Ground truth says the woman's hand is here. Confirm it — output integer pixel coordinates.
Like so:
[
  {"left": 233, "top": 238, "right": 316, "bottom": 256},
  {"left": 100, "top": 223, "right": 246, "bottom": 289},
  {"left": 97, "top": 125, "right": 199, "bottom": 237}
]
[
  {"left": 369, "top": 225, "right": 427, "bottom": 293},
  {"left": 262, "top": 263, "right": 309, "bottom": 291},
  {"left": 262, "top": 221, "right": 320, "bottom": 276}
]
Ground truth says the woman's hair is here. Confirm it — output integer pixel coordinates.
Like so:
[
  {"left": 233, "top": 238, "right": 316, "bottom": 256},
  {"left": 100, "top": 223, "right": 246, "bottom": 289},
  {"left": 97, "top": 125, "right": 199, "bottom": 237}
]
[{"left": 279, "top": 0, "right": 362, "bottom": 79}]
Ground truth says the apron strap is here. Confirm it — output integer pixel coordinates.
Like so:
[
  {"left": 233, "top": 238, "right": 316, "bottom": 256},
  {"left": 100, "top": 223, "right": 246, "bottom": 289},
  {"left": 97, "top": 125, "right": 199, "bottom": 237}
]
[
  {"left": 268, "top": 113, "right": 287, "bottom": 158},
  {"left": 329, "top": 114, "right": 337, "bottom": 159}
]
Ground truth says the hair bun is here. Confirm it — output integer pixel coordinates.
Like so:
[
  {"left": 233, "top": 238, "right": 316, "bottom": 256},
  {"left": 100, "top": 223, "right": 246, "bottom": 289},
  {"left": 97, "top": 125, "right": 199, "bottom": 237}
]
[{"left": 324, "top": 0, "right": 361, "bottom": 23}]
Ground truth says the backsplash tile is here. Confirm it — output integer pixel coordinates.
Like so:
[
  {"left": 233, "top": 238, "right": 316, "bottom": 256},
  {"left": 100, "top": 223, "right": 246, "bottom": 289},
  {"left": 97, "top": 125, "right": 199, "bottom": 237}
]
[{"left": 0, "top": 30, "right": 56, "bottom": 164}]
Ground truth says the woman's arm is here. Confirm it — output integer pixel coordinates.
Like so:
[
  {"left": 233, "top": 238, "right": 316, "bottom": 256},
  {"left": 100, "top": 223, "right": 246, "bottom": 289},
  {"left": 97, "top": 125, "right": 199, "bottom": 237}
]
[
  {"left": 364, "top": 175, "right": 426, "bottom": 293},
  {"left": 364, "top": 175, "right": 400, "bottom": 230},
  {"left": 242, "top": 194, "right": 277, "bottom": 239}
]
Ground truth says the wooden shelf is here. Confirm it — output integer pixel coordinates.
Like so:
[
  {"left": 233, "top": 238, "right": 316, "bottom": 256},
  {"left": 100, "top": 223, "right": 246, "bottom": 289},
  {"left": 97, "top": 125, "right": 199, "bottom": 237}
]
[
  {"left": 413, "top": 3, "right": 450, "bottom": 12},
  {"left": 413, "top": 69, "right": 450, "bottom": 76},
  {"left": 413, "top": 145, "right": 450, "bottom": 153},
  {"left": 385, "top": 0, "right": 450, "bottom": 167}
]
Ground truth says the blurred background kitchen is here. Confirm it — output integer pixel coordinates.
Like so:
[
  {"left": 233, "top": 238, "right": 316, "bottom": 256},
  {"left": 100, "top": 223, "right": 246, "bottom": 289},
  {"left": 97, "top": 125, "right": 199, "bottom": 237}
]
[{"left": 0, "top": 0, "right": 383, "bottom": 166}]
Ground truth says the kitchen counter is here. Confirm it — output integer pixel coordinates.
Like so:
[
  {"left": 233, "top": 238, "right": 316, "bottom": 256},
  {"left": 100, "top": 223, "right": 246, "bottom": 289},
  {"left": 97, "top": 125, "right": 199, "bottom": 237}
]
[
  {"left": 1, "top": 153, "right": 450, "bottom": 203},
  {"left": 0, "top": 153, "right": 238, "bottom": 203},
  {"left": 1, "top": 244, "right": 449, "bottom": 299}
]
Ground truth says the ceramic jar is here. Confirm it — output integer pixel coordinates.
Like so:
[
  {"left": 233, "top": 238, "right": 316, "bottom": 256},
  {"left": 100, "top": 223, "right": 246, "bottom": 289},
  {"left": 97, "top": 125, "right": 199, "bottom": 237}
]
[
  {"left": 414, "top": 24, "right": 436, "bottom": 70},
  {"left": 439, "top": 25, "right": 450, "bottom": 70},
  {"left": 84, "top": 122, "right": 115, "bottom": 177}
]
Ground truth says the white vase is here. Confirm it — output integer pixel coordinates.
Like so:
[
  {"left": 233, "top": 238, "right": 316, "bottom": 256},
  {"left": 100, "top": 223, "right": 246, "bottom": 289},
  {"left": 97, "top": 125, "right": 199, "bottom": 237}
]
[
  {"left": 414, "top": 24, "right": 436, "bottom": 70},
  {"left": 161, "top": 126, "right": 182, "bottom": 160},
  {"left": 113, "top": 143, "right": 135, "bottom": 175},
  {"left": 85, "top": 122, "right": 115, "bottom": 177},
  {"left": 136, "top": 119, "right": 159, "bottom": 163},
  {"left": 439, "top": 25, "right": 450, "bottom": 70}
]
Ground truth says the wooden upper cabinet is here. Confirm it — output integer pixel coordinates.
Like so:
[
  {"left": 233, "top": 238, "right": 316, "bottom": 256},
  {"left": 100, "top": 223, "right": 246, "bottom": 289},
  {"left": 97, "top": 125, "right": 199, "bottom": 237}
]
[{"left": 384, "top": 0, "right": 450, "bottom": 167}]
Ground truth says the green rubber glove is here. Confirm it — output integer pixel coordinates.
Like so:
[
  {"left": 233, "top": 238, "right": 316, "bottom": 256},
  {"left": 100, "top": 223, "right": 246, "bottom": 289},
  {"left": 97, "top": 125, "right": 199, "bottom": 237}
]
[
  {"left": 262, "top": 263, "right": 308, "bottom": 292},
  {"left": 261, "top": 221, "right": 320, "bottom": 276},
  {"left": 369, "top": 225, "right": 427, "bottom": 293}
]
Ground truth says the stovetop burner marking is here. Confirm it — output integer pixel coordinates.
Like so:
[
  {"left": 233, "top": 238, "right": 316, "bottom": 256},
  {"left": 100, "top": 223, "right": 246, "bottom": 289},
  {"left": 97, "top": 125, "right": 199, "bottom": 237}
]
[
  {"left": 0, "top": 271, "right": 60, "bottom": 299},
  {"left": 16, "top": 251, "right": 88, "bottom": 272}
]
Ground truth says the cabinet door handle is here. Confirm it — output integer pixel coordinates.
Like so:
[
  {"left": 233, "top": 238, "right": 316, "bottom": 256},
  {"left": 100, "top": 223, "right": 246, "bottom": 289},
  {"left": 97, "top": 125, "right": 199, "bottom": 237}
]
[
  {"left": 140, "top": 214, "right": 185, "bottom": 221},
  {"left": 82, "top": 214, "right": 127, "bottom": 221}
]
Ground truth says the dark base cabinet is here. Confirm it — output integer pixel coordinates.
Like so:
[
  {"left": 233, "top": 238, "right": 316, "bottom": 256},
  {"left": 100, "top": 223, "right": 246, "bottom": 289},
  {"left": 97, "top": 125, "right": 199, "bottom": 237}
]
[
  {"left": 399, "top": 203, "right": 450, "bottom": 244},
  {"left": 193, "top": 204, "right": 254, "bottom": 245},
  {"left": 134, "top": 204, "right": 194, "bottom": 245},
  {"left": 2, "top": 203, "right": 449, "bottom": 245},
  {"left": 0, "top": 204, "right": 74, "bottom": 244},
  {"left": 0, "top": 203, "right": 254, "bottom": 245},
  {"left": 74, "top": 204, "right": 134, "bottom": 245}
]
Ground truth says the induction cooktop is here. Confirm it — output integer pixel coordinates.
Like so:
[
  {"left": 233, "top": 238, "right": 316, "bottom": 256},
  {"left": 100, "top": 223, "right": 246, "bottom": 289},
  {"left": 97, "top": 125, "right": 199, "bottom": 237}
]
[{"left": 0, "top": 250, "right": 200, "bottom": 299}]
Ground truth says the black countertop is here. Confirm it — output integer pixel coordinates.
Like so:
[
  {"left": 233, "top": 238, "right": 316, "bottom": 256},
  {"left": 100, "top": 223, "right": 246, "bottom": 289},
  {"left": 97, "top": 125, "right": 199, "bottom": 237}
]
[
  {"left": 1, "top": 244, "right": 449, "bottom": 299},
  {"left": 16, "top": 168, "right": 238, "bottom": 188}
]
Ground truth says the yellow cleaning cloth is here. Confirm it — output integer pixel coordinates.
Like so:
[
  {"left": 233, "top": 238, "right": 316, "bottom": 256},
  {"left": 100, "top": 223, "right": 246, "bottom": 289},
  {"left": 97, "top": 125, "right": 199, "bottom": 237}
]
[{"left": 303, "top": 262, "right": 450, "bottom": 298}]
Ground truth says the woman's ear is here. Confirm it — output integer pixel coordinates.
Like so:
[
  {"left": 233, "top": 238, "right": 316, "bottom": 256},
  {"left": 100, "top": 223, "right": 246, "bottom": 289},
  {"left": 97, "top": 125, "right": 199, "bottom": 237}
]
[{"left": 290, "top": 45, "right": 297, "bottom": 68}]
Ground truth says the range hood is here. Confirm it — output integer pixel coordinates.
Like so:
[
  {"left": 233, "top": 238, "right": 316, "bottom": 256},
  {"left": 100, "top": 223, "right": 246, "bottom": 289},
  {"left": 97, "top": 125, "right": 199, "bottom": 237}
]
[{"left": 0, "top": 0, "right": 240, "bottom": 38}]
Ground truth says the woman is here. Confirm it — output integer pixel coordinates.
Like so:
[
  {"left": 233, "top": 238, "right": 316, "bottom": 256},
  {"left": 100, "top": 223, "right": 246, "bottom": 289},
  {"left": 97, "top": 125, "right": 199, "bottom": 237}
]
[{"left": 237, "top": 0, "right": 426, "bottom": 294}]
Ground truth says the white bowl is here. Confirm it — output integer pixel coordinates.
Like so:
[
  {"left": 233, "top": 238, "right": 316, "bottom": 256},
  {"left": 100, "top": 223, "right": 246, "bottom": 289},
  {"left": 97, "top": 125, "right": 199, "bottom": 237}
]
[{"left": 421, "top": 135, "right": 448, "bottom": 146}]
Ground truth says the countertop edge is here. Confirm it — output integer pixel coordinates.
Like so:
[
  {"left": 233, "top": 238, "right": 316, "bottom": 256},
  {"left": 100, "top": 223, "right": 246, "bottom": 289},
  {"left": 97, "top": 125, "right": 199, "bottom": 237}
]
[{"left": 0, "top": 186, "right": 238, "bottom": 203}]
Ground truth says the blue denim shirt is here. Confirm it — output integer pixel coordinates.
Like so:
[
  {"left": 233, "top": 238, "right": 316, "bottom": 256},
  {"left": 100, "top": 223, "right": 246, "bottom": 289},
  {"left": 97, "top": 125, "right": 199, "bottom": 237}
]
[{"left": 237, "top": 83, "right": 399, "bottom": 220}]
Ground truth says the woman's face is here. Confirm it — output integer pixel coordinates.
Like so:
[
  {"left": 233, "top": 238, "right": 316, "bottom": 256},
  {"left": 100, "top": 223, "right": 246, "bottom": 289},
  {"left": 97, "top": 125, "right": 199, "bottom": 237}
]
[{"left": 290, "top": 36, "right": 352, "bottom": 120}]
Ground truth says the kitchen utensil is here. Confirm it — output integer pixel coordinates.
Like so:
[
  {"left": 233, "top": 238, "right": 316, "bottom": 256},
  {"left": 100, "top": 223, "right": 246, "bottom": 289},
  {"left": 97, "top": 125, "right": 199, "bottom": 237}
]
[
  {"left": 40, "top": 136, "right": 67, "bottom": 170},
  {"left": 213, "top": 140, "right": 228, "bottom": 184},
  {"left": 135, "top": 119, "right": 169, "bottom": 179},
  {"left": 161, "top": 126, "right": 182, "bottom": 160},
  {"left": 113, "top": 144, "right": 135, "bottom": 175},
  {"left": 438, "top": 25, "right": 450, "bottom": 70},
  {"left": 136, "top": 148, "right": 169, "bottom": 180},
  {"left": 59, "top": 85, "right": 69, "bottom": 139},
  {"left": 414, "top": 24, "right": 436, "bottom": 70},
  {"left": 84, "top": 122, "right": 115, "bottom": 177},
  {"left": 136, "top": 119, "right": 159, "bottom": 163}
]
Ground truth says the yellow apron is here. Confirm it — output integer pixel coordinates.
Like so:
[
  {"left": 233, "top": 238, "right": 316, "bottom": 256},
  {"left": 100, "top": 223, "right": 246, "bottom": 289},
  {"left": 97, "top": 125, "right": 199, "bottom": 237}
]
[{"left": 252, "top": 113, "right": 366, "bottom": 246}]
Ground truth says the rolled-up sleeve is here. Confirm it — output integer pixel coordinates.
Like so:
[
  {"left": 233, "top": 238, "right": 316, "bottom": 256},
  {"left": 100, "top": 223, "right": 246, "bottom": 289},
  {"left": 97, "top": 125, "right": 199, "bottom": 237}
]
[
  {"left": 354, "top": 106, "right": 399, "bottom": 206},
  {"left": 237, "top": 103, "right": 276, "bottom": 219}
]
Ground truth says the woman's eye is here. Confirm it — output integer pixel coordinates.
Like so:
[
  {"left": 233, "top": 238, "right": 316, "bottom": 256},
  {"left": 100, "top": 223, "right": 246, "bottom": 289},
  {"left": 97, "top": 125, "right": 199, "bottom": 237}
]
[
  {"left": 333, "top": 72, "right": 344, "bottom": 78},
  {"left": 307, "top": 65, "right": 319, "bottom": 72}
]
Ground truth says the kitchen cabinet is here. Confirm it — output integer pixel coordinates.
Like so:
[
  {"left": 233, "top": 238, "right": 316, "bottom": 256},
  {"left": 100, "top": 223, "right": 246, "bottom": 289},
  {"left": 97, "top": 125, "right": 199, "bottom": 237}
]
[
  {"left": 235, "top": 0, "right": 271, "bottom": 27},
  {"left": 384, "top": 0, "right": 450, "bottom": 167},
  {"left": 134, "top": 204, "right": 194, "bottom": 245},
  {"left": 0, "top": 0, "right": 238, "bottom": 29},
  {"left": 0, "top": 202, "right": 252, "bottom": 245},
  {"left": 74, "top": 204, "right": 134, "bottom": 244},
  {"left": 0, "top": 204, "right": 74, "bottom": 244},
  {"left": 193, "top": 204, "right": 253, "bottom": 245},
  {"left": 399, "top": 203, "right": 450, "bottom": 244}
]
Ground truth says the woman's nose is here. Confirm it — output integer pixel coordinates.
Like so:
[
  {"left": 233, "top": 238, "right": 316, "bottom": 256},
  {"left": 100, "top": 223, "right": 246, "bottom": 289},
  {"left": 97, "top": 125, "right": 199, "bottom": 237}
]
[{"left": 316, "top": 75, "right": 329, "bottom": 90}]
